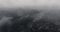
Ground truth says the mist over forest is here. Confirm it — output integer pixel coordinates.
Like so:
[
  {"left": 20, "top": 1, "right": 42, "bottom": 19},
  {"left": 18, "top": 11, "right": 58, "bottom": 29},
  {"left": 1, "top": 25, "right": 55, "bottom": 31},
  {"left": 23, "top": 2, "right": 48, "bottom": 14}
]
[
  {"left": 0, "top": 7, "right": 60, "bottom": 32},
  {"left": 0, "top": 8, "right": 40, "bottom": 32},
  {"left": 0, "top": 0, "right": 60, "bottom": 32}
]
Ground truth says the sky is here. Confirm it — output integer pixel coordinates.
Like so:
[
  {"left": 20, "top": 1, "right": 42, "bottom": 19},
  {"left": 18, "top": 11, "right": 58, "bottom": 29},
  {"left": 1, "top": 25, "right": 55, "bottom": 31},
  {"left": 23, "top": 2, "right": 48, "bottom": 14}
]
[{"left": 0, "top": 0, "right": 60, "bottom": 8}]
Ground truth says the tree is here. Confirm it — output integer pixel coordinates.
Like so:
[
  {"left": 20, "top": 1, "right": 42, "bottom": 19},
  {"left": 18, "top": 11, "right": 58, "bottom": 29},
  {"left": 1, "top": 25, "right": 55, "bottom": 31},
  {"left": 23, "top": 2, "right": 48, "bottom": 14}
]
[{"left": 32, "top": 19, "right": 60, "bottom": 32}]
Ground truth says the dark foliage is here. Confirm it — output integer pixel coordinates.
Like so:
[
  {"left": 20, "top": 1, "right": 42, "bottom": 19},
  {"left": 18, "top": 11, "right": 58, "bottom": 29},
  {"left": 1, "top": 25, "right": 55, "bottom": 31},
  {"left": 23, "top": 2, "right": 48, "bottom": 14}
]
[
  {"left": 11, "top": 15, "right": 33, "bottom": 32},
  {"left": 0, "top": 9, "right": 40, "bottom": 32},
  {"left": 32, "top": 19, "right": 60, "bottom": 32},
  {"left": 1, "top": 15, "right": 60, "bottom": 32},
  {"left": 1, "top": 9, "right": 60, "bottom": 32},
  {"left": 1, "top": 15, "right": 34, "bottom": 32}
]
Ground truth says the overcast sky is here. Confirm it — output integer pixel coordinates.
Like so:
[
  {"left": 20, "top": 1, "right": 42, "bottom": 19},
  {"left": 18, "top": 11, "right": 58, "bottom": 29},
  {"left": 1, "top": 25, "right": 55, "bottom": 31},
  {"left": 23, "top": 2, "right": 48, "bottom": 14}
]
[{"left": 0, "top": 0, "right": 60, "bottom": 8}]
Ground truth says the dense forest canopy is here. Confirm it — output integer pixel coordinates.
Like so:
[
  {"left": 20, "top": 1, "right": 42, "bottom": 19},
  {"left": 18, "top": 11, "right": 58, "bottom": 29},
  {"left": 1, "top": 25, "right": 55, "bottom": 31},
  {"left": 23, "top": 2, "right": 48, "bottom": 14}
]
[{"left": 0, "top": 8, "right": 60, "bottom": 32}]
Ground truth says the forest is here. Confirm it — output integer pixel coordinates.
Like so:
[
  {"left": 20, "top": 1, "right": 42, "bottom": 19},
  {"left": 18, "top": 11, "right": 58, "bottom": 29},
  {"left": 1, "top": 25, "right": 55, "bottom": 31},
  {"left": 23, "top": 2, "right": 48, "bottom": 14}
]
[{"left": 0, "top": 9, "right": 60, "bottom": 32}]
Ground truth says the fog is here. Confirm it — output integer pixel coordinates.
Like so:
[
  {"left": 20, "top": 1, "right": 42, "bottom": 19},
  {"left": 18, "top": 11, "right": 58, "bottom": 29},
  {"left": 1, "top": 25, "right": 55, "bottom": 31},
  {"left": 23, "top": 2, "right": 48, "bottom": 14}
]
[
  {"left": 0, "top": 0, "right": 60, "bottom": 25},
  {"left": 0, "top": 0, "right": 60, "bottom": 32},
  {"left": 0, "top": 0, "right": 60, "bottom": 8}
]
